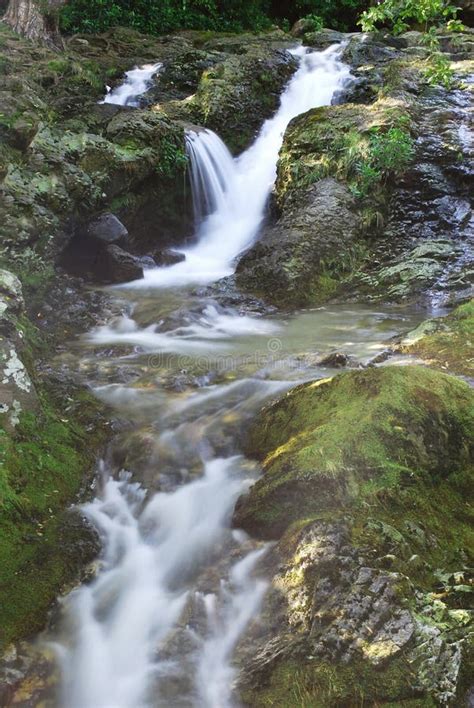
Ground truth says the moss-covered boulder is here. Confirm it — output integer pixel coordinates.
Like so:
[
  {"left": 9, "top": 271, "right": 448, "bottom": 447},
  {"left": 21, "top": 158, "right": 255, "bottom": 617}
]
[
  {"left": 162, "top": 32, "right": 298, "bottom": 154},
  {"left": 236, "top": 93, "right": 415, "bottom": 307},
  {"left": 235, "top": 366, "right": 473, "bottom": 538},
  {"left": 234, "top": 366, "right": 474, "bottom": 705},
  {"left": 0, "top": 271, "right": 109, "bottom": 650},
  {"left": 401, "top": 300, "right": 474, "bottom": 377}
]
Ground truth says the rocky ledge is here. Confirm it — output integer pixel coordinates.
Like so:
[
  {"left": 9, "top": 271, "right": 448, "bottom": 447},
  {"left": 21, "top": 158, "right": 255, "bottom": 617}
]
[{"left": 233, "top": 365, "right": 473, "bottom": 705}]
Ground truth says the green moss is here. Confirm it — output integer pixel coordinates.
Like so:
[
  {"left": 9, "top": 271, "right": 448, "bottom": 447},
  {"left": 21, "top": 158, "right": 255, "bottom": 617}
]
[
  {"left": 276, "top": 99, "right": 414, "bottom": 211},
  {"left": 236, "top": 366, "right": 473, "bottom": 537},
  {"left": 0, "top": 305, "right": 108, "bottom": 649},
  {"left": 402, "top": 300, "right": 474, "bottom": 377},
  {"left": 242, "top": 657, "right": 437, "bottom": 707}
]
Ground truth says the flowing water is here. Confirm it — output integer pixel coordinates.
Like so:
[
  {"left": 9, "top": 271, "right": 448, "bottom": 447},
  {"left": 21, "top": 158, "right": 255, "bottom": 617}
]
[
  {"left": 100, "top": 63, "right": 163, "bottom": 107},
  {"left": 44, "top": 45, "right": 431, "bottom": 708}
]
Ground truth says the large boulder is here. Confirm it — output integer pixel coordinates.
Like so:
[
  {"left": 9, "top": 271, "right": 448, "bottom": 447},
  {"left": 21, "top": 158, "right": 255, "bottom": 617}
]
[
  {"left": 87, "top": 213, "right": 129, "bottom": 246},
  {"left": 234, "top": 366, "right": 473, "bottom": 538},
  {"left": 236, "top": 178, "right": 361, "bottom": 307},
  {"left": 234, "top": 366, "right": 474, "bottom": 705}
]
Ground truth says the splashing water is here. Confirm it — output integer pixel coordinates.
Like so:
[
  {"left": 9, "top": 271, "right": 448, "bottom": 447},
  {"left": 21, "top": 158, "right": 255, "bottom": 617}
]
[
  {"left": 55, "top": 459, "right": 259, "bottom": 708},
  {"left": 129, "top": 45, "right": 351, "bottom": 288},
  {"left": 100, "top": 62, "right": 162, "bottom": 107}
]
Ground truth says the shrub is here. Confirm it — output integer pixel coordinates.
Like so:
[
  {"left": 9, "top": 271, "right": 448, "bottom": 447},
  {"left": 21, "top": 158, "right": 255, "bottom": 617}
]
[{"left": 359, "top": 0, "right": 460, "bottom": 34}]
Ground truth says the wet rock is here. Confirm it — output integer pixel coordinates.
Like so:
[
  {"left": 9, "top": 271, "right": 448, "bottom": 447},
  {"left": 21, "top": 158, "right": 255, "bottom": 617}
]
[
  {"left": 237, "top": 178, "right": 361, "bottom": 307},
  {"left": 87, "top": 213, "right": 129, "bottom": 246},
  {"left": 342, "top": 34, "right": 401, "bottom": 67},
  {"left": 103, "top": 245, "right": 144, "bottom": 284},
  {"left": 154, "top": 248, "right": 186, "bottom": 267},
  {"left": 302, "top": 29, "right": 345, "bottom": 49},
  {"left": 318, "top": 351, "right": 351, "bottom": 368}
]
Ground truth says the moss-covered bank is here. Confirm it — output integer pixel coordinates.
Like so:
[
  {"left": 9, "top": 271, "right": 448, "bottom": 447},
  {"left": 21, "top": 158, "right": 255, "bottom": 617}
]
[
  {"left": 235, "top": 366, "right": 473, "bottom": 538},
  {"left": 234, "top": 366, "right": 473, "bottom": 705},
  {"left": 401, "top": 300, "right": 474, "bottom": 378}
]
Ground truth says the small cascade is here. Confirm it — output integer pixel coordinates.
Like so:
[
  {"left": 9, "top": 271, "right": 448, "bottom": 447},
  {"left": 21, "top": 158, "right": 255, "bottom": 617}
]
[
  {"left": 129, "top": 44, "right": 351, "bottom": 288},
  {"left": 100, "top": 62, "right": 162, "bottom": 107},
  {"left": 185, "top": 130, "right": 237, "bottom": 224}
]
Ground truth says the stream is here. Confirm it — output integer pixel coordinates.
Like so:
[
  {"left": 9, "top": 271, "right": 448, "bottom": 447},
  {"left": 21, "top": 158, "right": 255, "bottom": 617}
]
[{"left": 38, "top": 45, "right": 432, "bottom": 708}]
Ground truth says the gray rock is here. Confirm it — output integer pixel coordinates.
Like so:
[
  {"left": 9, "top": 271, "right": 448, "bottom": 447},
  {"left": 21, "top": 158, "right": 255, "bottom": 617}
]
[
  {"left": 87, "top": 213, "right": 129, "bottom": 246},
  {"left": 301, "top": 29, "right": 345, "bottom": 49},
  {"left": 104, "top": 245, "right": 144, "bottom": 284},
  {"left": 0, "top": 269, "right": 24, "bottom": 318},
  {"left": 236, "top": 178, "right": 361, "bottom": 306},
  {"left": 154, "top": 248, "right": 186, "bottom": 267}
]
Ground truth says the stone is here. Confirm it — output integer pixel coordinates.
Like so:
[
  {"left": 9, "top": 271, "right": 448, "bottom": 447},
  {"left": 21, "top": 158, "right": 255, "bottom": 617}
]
[
  {"left": 103, "top": 245, "right": 144, "bottom": 284},
  {"left": 87, "top": 213, "right": 129, "bottom": 246},
  {"left": 0, "top": 269, "right": 24, "bottom": 316},
  {"left": 236, "top": 178, "right": 361, "bottom": 307},
  {"left": 318, "top": 351, "right": 351, "bottom": 368},
  {"left": 154, "top": 248, "right": 186, "bottom": 267},
  {"left": 303, "top": 29, "right": 346, "bottom": 50}
]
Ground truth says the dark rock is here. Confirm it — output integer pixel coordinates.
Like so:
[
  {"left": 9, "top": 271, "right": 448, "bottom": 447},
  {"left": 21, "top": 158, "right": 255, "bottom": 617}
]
[
  {"left": 154, "top": 248, "right": 186, "bottom": 267},
  {"left": 103, "top": 245, "right": 144, "bottom": 283},
  {"left": 236, "top": 178, "right": 361, "bottom": 307},
  {"left": 303, "top": 29, "right": 346, "bottom": 50},
  {"left": 341, "top": 33, "right": 401, "bottom": 67},
  {"left": 87, "top": 213, "right": 129, "bottom": 246},
  {"left": 318, "top": 351, "right": 351, "bottom": 368}
]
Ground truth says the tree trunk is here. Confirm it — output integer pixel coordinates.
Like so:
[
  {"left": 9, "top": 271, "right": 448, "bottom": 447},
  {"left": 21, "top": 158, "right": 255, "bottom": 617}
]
[{"left": 3, "top": 0, "right": 66, "bottom": 43}]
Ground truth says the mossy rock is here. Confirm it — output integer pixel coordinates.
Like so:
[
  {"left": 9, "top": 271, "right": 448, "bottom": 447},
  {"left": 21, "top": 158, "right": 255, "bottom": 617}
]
[
  {"left": 275, "top": 97, "right": 413, "bottom": 210},
  {"left": 234, "top": 366, "right": 473, "bottom": 538},
  {"left": 162, "top": 42, "right": 298, "bottom": 154},
  {"left": 401, "top": 300, "right": 474, "bottom": 377}
]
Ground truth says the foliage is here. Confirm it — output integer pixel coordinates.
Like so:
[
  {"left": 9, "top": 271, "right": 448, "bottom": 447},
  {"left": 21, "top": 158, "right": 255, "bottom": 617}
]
[
  {"left": 421, "top": 28, "right": 459, "bottom": 88},
  {"left": 273, "top": 0, "right": 368, "bottom": 31},
  {"left": 353, "top": 125, "right": 415, "bottom": 197},
  {"left": 60, "top": 0, "right": 273, "bottom": 34},
  {"left": 359, "top": 0, "right": 461, "bottom": 34},
  {"left": 59, "top": 0, "right": 373, "bottom": 34}
]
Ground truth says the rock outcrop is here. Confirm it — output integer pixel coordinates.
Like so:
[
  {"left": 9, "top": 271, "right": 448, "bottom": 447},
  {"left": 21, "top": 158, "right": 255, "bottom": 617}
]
[
  {"left": 234, "top": 366, "right": 474, "bottom": 705},
  {"left": 237, "top": 30, "right": 474, "bottom": 308}
]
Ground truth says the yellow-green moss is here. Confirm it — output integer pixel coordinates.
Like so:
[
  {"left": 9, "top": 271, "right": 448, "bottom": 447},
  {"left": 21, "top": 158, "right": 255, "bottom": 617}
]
[
  {"left": 0, "top": 303, "right": 109, "bottom": 650},
  {"left": 241, "top": 657, "right": 437, "bottom": 707},
  {"left": 402, "top": 300, "right": 474, "bottom": 377},
  {"left": 236, "top": 366, "right": 473, "bottom": 537}
]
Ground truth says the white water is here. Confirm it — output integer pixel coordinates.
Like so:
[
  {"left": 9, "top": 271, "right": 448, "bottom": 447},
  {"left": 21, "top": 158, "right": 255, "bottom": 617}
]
[
  {"left": 52, "top": 45, "right": 357, "bottom": 708},
  {"left": 128, "top": 44, "right": 351, "bottom": 288},
  {"left": 100, "top": 62, "right": 162, "bottom": 107}
]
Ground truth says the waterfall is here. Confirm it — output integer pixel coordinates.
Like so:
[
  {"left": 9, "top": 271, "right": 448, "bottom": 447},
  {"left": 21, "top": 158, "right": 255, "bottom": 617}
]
[
  {"left": 129, "top": 44, "right": 351, "bottom": 288},
  {"left": 52, "top": 43, "right": 353, "bottom": 708},
  {"left": 185, "top": 130, "right": 237, "bottom": 225},
  {"left": 100, "top": 62, "right": 162, "bottom": 107}
]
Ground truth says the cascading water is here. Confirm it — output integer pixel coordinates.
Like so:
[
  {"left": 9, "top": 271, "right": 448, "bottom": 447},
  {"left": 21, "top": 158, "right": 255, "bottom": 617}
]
[
  {"left": 46, "top": 44, "right": 377, "bottom": 708},
  {"left": 129, "top": 45, "right": 351, "bottom": 288},
  {"left": 100, "top": 62, "right": 162, "bottom": 107}
]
